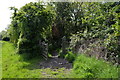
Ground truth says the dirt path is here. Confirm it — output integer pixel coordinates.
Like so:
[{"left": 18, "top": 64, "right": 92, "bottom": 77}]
[
  {"left": 34, "top": 50, "right": 73, "bottom": 78},
  {"left": 37, "top": 56, "right": 73, "bottom": 78},
  {"left": 38, "top": 57, "right": 72, "bottom": 69}
]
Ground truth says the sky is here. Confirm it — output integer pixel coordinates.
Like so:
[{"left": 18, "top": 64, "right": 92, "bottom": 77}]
[{"left": 0, "top": 0, "right": 38, "bottom": 32}]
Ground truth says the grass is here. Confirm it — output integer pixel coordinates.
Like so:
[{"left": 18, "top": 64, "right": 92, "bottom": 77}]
[
  {"left": 1, "top": 41, "right": 119, "bottom": 78},
  {"left": 0, "top": 41, "right": 2, "bottom": 79},
  {"left": 72, "top": 54, "right": 119, "bottom": 78},
  {"left": 1, "top": 41, "right": 71, "bottom": 78}
]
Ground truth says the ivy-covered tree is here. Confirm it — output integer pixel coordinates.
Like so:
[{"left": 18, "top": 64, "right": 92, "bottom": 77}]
[
  {"left": 9, "top": 2, "right": 53, "bottom": 58},
  {"left": 8, "top": 7, "right": 19, "bottom": 44}
]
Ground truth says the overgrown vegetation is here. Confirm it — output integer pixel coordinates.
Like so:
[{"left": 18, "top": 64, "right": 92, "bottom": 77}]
[
  {"left": 65, "top": 51, "right": 76, "bottom": 63},
  {"left": 2, "top": 41, "right": 119, "bottom": 78},
  {"left": 0, "top": 30, "right": 10, "bottom": 41},
  {"left": 1, "top": 1, "right": 120, "bottom": 78},
  {"left": 8, "top": 2, "right": 54, "bottom": 58},
  {"left": 72, "top": 54, "right": 119, "bottom": 78},
  {"left": 1, "top": 41, "right": 71, "bottom": 78},
  {"left": 4, "top": 2, "right": 119, "bottom": 61}
]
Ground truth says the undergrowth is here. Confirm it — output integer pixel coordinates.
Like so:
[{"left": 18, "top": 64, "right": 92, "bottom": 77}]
[
  {"left": 72, "top": 54, "right": 119, "bottom": 78},
  {"left": 1, "top": 41, "right": 119, "bottom": 78}
]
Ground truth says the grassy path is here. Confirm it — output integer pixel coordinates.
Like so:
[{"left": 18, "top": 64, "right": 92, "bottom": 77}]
[
  {"left": 1, "top": 41, "right": 72, "bottom": 78},
  {"left": 1, "top": 41, "right": 119, "bottom": 78}
]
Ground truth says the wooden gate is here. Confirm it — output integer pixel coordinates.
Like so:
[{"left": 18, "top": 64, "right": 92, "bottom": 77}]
[{"left": 39, "top": 40, "right": 48, "bottom": 60}]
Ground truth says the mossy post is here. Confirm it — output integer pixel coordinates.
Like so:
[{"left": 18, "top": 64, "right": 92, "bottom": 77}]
[{"left": 62, "top": 36, "right": 67, "bottom": 55}]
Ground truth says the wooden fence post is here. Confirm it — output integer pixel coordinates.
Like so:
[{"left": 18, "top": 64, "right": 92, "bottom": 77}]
[
  {"left": 62, "top": 36, "right": 67, "bottom": 55},
  {"left": 39, "top": 40, "right": 48, "bottom": 60},
  {"left": 42, "top": 41, "right": 48, "bottom": 60}
]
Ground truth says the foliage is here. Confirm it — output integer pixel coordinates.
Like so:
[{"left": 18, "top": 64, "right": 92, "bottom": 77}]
[
  {"left": 8, "top": 2, "right": 120, "bottom": 59},
  {"left": 104, "top": 34, "right": 119, "bottom": 63},
  {"left": 8, "top": 7, "right": 19, "bottom": 44},
  {"left": 68, "top": 2, "right": 120, "bottom": 64},
  {"left": 58, "top": 49, "right": 64, "bottom": 58},
  {"left": 2, "top": 1, "right": 120, "bottom": 79},
  {"left": 8, "top": 2, "right": 54, "bottom": 58},
  {"left": 65, "top": 51, "right": 76, "bottom": 63},
  {"left": 0, "top": 30, "right": 10, "bottom": 40},
  {"left": 72, "top": 54, "right": 119, "bottom": 78}
]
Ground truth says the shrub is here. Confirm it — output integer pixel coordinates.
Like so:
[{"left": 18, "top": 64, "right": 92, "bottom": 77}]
[
  {"left": 58, "top": 50, "right": 65, "bottom": 58},
  {"left": 65, "top": 51, "right": 76, "bottom": 63},
  {"left": 104, "top": 35, "right": 119, "bottom": 64},
  {"left": 14, "top": 2, "right": 54, "bottom": 58}
]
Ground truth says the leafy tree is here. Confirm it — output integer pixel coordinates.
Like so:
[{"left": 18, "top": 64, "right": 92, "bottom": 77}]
[
  {"left": 9, "top": 2, "right": 53, "bottom": 58},
  {"left": 8, "top": 7, "right": 19, "bottom": 44},
  {"left": 0, "top": 30, "right": 9, "bottom": 40}
]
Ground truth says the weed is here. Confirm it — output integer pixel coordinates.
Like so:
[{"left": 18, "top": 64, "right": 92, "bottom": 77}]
[{"left": 72, "top": 54, "right": 119, "bottom": 78}]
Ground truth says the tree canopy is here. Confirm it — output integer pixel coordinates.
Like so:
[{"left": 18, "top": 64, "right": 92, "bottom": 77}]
[{"left": 7, "top": 2, "right": 120, "bottom": 60}]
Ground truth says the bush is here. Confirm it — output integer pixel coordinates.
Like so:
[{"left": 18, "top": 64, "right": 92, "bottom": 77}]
[
  {"left": 73, "top": 54, "right": 119, "bottom": 78},
  {"left": 104, "top": 34, "right": 119, "bottom": 64},
  {"left": 14, "top": 2, "right": 53, "bottom": 58},
  {"left": 58, "top": 50, "right": 65, "bottom": 58},
  {"left": 65, "top": 51, "right": 76, "bottom": 63}
]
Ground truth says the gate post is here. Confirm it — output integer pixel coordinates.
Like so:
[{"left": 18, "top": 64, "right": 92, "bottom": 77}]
[
  {"left": 62, "top": 36, "right": 67, "bottom": 55},
  {"left": 42, "top": 41, "right": 48, "bottom": 60}
]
